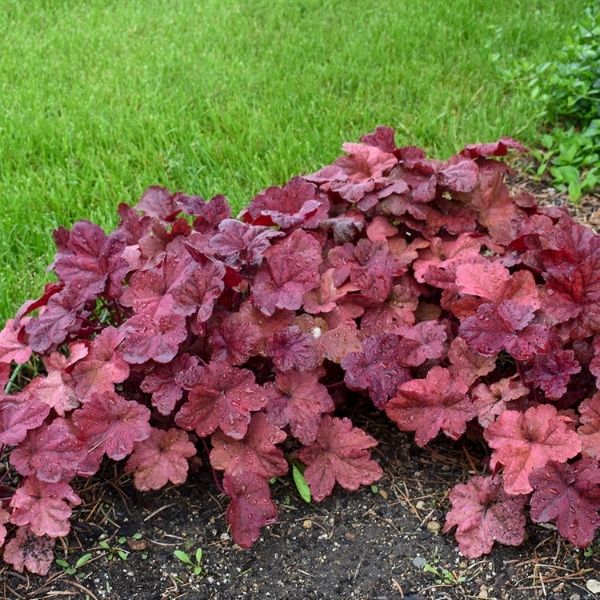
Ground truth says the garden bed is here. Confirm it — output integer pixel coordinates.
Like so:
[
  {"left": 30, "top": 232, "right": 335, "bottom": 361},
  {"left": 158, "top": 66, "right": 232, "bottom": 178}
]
[{"left": 3, "top": 175, "right": 598, "bottom": 600}]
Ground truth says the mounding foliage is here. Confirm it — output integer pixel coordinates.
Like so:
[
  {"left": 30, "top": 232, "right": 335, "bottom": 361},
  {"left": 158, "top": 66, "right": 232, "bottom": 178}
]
[{"left": 1, "top": 127, "right": 600, "bottom": 574}]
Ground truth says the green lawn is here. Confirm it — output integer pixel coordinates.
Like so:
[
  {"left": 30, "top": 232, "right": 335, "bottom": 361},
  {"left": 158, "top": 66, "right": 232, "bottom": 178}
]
[{"left": 0, "top": 0, "right": 588, "bottom": 322}]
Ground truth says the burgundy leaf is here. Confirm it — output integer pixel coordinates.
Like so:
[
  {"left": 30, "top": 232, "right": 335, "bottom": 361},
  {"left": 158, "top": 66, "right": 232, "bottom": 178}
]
[
  {"left": 140, "top": 354, "right": 197, "bottom": 416},
  {"left": 252, "top": 229, "right": 322, "bottom": 315},
  {"left": 266, "top": 325, "right": 319, "bottom": 372},
  {"left": 529, "top": 458, "right": 600, "bottom": 547},
  {"left": 223, "top": 472, "right": 277, "bottom": 549},
  {"left": 342, "top": 334, "right": 411, "bottom": 409}
]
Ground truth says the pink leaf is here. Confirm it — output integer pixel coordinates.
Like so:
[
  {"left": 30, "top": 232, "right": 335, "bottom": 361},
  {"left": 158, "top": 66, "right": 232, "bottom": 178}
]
[
  {"left": 0, "top": 392, "right": 51, "bottom": 446},
  {"left": 578, "top": 393, "right": 600, "bottom": 460},
  {"left": 484, "top": 405, "right": 582, "bottom": 495},
  {"left": 71, "top": 327, "right": 130, "bottom": 402},
  {"left": 126, "top": 428, "right": 196, "bottom": 491},
  {"left": 448, "top": 336, "right": 496, "bottom": 386},
  {"left": 3, "top": 527, "right": 55, "bottom": 575},
  {"left": 443, "top": 475, "right": 527, "bottom": 558},
  {"left": 10, "top": 477, "right": 81, "bottom": 537},
  {"left": 0, "top": 319, "right": 32, "bottom": 365},
  {"left": 298, "top": 416, "right": 382, "bottom": 502},
  {"left": 10, "top": 418, "right": 84, "bottom": 483},
  {"left": 0, "top": 506, "right": 8, "bottom": 548}
]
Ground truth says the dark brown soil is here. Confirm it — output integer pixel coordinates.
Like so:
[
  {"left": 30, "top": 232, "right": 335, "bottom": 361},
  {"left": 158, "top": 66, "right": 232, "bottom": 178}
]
[{"left": 1, "top": 175, "right": 599, "bottom": 600}]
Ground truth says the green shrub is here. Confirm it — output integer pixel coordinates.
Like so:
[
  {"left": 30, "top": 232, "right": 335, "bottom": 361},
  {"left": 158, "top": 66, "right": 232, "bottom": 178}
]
[{"left": 511, "top": 8, "right": 599, "bottom": 200}]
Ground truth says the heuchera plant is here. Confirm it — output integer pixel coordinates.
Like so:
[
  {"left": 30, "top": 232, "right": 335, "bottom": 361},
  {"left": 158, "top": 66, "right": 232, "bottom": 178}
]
[{"left": 1, "top": 128, "right": 599, "bottom": 574}]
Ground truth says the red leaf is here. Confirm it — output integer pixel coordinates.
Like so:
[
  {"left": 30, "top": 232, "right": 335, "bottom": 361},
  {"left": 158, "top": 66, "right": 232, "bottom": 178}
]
[
  {"left": 71, "top": 327, "right": 130, "bottom": 403},
  {"left": 243, "top": 177, "right": 328, "bottom": 229},
  {"left": 360, "top": 126, "right": 397, "bottom": 153},
  {"left": 125, "top": 428, "right": 196, "bottom": 491},
  {"left": 484, "top": 404, "right": 581, "bottom": 494},
  {"left": 252, "top": 229, "right": 322, "bottom": 315},
  {"left": 140, "top": 354, "right": 197, "bottom": 416},
  {"left": 461, "top": 137, "right": 526, "bottom": 159},
  {"left": 448, "top": 336, "right": 496, "bottom": 386},
  {"left": 24, "top": 288, "right": 85, "bottom": 354},
  {"left": 3, "top": 527, "right": 55, "bottom": 575},
  {"left": 298, "top": 416, "right": 382, "bottom": 502},
  {"left": 135, "top": 186, "right": 181, "bottom": 220},
  {"left": 265, "top": 371, "right": 334, "bottom": 444},
  {"left": 210, "top": 412, "right": 288, "bottom": 479},
  {"left": 72, "top": 392, "right": 151, "bottom": 460},
  {"left": 10, "top": 477, "right": 81, "bottom": 537},
  {"left": 542, "top": 251, "right": 600, "bottom": 339},
  {"left": 10, "top": 418, "right": 83, "bottom": 483},
  {"left": 443, "top": 475, "right": 527, "bottom": 558},
  {"left": 120, "top": 299, "right": 187, "bottom": 364},
  {"left": 209, "top": 219, "right": 284, "bottom": 266},
  {"left": 208, "top": 313, "right": 263, "bottom": 366},
  {"left": 437, "top": 158, "right": 479, "bottom": 193},
  {"left": 223, "top": 472, "right": 277, "bottom": 549},
  {"left": 578, "top": 393, "right": 600, "bottom": 461},
  {"left": 308, "top": 142, "right": 397, "bottom": 203},
  {"left": 529, "top": 458, "right": 600, "bottom": 547},
  {"left": 175, "top": 362, "right": 267, "bottom": 440},
  {"left": 386, "top": 367, "right": 474, "bottom": 446}
]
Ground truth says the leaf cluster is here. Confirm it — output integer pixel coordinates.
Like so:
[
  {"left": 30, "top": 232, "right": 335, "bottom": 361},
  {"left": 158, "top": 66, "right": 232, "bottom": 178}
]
[{"left": 0, "top": 128, "right": 599, "bottom": 573}]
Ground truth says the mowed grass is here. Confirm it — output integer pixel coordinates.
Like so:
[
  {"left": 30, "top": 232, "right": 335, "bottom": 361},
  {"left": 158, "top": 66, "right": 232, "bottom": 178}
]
[{"left": 0, "top": 0, "right": 588, "bottom": 322}]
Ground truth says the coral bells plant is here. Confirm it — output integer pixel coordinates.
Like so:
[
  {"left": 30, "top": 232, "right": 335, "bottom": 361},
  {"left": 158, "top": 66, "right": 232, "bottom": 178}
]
[{"left": 1, "top": 127, "right": 600, "bottom": 575}]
